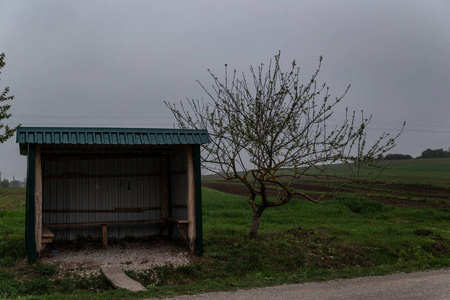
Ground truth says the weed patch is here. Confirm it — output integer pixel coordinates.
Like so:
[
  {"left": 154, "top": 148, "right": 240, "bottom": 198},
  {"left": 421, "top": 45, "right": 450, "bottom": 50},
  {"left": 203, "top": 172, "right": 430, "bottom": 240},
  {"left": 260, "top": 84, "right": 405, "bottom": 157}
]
[
  {"left": 328, "top": 196, "right": 392, "bottom": 214},
  {"left": 34, "top": 263, "right": 58, "bottom": 276},
  {"left": 0, "top": 256, "right": 16, "bottom": 267},
  {"left": 0, "top": 238, "right": 26, "bottom": 259},
  {"left": 414, "top": 229, "right": 433, "bottom": 236},
  {"left": 0, "top": 188, "right": 26, "bottom": 210}
]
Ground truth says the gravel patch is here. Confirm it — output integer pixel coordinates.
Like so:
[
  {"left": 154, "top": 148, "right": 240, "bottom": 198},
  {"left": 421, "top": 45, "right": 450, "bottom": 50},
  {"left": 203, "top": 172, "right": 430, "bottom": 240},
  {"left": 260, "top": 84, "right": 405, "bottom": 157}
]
[{"left": 40, "top": 239, "right": 190, "bottom": 277}]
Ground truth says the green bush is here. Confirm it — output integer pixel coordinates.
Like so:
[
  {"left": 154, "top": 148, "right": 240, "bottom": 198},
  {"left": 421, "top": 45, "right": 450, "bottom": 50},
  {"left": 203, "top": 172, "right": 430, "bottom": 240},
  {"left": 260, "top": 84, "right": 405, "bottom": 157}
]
[
  {"left": 0, "top": 238, "right": 26, "bottom": 259},
  {"left": 0, "top": 269, "right": 13, "bottom": 281},
  {"left": 23, "top": 279, "right": 51, "bottom": 295},
  {"left": 34, "top": 263, "right": 58, "bottom": 276},
  {"left": 0, "top": 270, "right": 22, "bottom": 297},
  {"left": 0, "top": 256, "right": 16, "bottom": 267},
  {"left": 331, "top": 196, "right": 391, "bottom": 214}
]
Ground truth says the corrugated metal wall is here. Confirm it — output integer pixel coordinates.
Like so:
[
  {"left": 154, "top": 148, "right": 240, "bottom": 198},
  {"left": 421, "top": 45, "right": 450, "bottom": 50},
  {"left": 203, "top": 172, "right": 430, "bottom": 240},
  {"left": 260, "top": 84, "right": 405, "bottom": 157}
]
[
  {"left": 170, "top": 150, "right": 188, "bottom": 240},
  {"left": 42, "top": 156, "right": 162, "bottom": 241}
]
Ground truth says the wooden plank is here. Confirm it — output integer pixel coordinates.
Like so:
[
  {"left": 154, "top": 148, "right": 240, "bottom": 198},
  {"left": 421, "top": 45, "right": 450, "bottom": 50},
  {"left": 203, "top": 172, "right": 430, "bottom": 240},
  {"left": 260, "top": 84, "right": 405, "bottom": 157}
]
[
  {"left": 114, "top": 207, "right": 161, "bottom": 212},
  {"left": 42, "top": 153, "right": 163, "bottom": 161},
  {"left": 43, "top": 207, "right": 161, "bottom": 213},
  {"left": 46, "top": 219, "right": 165, "bottom": 227},
  {"left": 101, "top": 265, "right": 147, "bottom": 292},
  {"left": 42, "top": 226, "right": 54, "bottom": 238},
  {"left": 186, "top": 145, "right": 196, "bottom": 253},
  {"left": 102, "top": 224, "right": 108, "bottom": 246},
  {"left": 55, "top": 234, "right": 159, "bottom": 242},
  {"left": 43, "top": 172, "right": 160, "bottom": 180},
  {"left": 176, "top": 224, "right": 189, "bottom": 244},
  {"left": 160, "top": 155, "right": 170, "bottom": 236},
  {"left": 165, "top": 218, "right": 189, "bottom": 224},
  {"left": 35, "top": 144, "right": 43, "bottom": 253}
]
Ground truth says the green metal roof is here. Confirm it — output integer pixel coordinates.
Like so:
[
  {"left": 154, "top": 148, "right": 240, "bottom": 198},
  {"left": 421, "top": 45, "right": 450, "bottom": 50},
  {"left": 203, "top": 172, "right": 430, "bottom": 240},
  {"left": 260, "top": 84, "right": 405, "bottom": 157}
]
[{"left": 17, "top": 127, "right": 210, "bottom": 155}]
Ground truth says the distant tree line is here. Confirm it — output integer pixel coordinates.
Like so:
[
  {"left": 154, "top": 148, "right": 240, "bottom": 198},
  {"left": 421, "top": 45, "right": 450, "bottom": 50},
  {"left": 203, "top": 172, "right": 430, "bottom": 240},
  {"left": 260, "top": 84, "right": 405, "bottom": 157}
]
[
  {"left": 0, "top": 173, "right": 26, "bottom": 188},
  {"left": 383, "top": 153, "right": 413, "bottom": 160},
  {"left": 419, "top": 148, "right": 450, "bottom": 159},
  {"left": 381, "top": 148, "right": 450, "bottom": 160},
  {"left": 0, "top": 179, "right": 10, "bottom": 188}
]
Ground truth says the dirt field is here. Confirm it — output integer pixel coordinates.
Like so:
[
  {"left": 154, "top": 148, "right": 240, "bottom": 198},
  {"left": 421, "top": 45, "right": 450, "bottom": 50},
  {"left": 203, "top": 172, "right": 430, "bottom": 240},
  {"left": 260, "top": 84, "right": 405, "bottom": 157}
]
[{"left": 202, "top": 181, "right": 450, "bottom": 209}]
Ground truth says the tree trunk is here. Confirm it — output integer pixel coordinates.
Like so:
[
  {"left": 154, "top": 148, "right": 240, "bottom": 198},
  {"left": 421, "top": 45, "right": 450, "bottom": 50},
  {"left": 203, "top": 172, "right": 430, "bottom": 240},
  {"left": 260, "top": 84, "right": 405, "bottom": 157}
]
[{"left": 249, "top": 207, "right": 265, "bottom": 238}]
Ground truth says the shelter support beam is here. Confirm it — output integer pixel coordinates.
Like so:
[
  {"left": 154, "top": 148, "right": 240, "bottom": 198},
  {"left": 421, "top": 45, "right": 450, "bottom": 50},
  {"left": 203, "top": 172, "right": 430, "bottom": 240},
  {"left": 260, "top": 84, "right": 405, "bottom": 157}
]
[
  {"left": 102, "top": 224, "right": 108, "bottom": 246},
  {"left": 193, "top": 144, "right": 203, "bottom": 256},
  {"left": 186, "top": 145, "right": 196, "bottom": 253},
  {"left": 25, "top": 144, "right": 37, "bottom": 264},
  {"left": 160, "top": 155, "right": 170, "bottom": 236},
  {"left": 35, "top": 145, "right": 43, "bottom": 253}
]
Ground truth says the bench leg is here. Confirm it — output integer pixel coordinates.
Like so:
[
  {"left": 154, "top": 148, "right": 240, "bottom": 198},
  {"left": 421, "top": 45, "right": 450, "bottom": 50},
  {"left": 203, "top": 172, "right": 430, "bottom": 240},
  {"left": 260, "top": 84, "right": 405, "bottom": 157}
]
[
  {"left": 176, "top": 224, "right": 189, "bottom": 245},
  {"left": 102, "top": 224, "right": 108, "bottom": 246}
]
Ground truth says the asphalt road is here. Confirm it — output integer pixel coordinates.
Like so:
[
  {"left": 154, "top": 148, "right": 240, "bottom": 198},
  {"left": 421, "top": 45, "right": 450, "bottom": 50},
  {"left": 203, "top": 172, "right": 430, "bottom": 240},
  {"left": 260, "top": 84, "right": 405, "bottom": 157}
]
[{"left": 148, "top": 269, "right": 450, "bottom": 300}]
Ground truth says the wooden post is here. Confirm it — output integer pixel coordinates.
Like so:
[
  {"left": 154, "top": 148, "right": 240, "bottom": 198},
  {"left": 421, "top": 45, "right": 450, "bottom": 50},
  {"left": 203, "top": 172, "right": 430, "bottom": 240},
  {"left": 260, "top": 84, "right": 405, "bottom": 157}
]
[
  {"left": 160, "top": 155, "right": 170, "bottom": 236},
  {"left": 35, "top": 145, "right": 42, "bottom": 253},
  {"left": 186, "top": 145, "right": 196, "bottom": 253},
  {"left": 102, "top": 224, "right": 108, "bottom": 246}
]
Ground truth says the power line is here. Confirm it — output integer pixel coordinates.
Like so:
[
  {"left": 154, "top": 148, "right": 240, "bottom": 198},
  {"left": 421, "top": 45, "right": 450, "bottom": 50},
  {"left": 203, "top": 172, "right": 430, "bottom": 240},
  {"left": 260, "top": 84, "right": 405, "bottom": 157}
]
[
  {"left": 3, "top": 122, "right": 176, "bottom": 127},
  {"left": 329, "top": 119, "right": 450, "bottom": 129},
  {"left": 369, "top": 121, "right": 450, "bottom": 129},
  {"left": 366, "top": 127, "right": 450, "bottom": 134},
  {"left": 3, "top": 122, "right": 450, "bottom": 133},
  {"left": 9, "top": 116, "right": 450, "bottom": 130},
  {"left": 10, "top": 115, "right": 173, "bottom": 119}
]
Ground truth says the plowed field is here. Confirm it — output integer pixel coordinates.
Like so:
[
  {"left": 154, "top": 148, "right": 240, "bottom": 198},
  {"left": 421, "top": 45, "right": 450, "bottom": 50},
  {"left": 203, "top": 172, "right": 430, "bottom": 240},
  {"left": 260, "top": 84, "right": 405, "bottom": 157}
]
[{"left": 202, "top": 180, "right": 450, "bottom": 209}]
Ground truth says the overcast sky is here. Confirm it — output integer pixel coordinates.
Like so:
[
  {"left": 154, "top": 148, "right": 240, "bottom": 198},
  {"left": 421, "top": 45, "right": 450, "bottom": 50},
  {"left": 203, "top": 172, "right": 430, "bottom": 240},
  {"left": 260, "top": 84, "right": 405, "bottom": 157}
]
[{"left": 1, "top": 0, "right": 449, "bottom": 180}]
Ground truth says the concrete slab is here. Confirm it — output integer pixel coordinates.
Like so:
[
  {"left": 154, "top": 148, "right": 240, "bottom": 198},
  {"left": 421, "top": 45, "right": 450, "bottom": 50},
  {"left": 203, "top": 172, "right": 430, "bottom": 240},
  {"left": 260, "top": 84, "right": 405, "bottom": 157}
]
[{"left": 101, "top": 265, "right": 147, "bottom": 292}]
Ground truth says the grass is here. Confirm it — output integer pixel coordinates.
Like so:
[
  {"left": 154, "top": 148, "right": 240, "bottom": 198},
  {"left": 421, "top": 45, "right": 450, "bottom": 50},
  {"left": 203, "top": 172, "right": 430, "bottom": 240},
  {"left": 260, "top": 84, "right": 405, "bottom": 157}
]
[
  {"left": 201, "top": 188, "right": 449, "bottom": 245},
  {"left": 0, "top": 209, "right": 26, "bottom": 261},
  {"left": 203, "top": 158, "right": 450, "bottom": 186},
  {"left": 0, "top": 164, "right": 450, "bottom": 298},
  {"left": 320, "top": 157, "right": 450, "bottom": 185},
  {"left": 0, "top": 187, "right": 25, "bottom": 210}
]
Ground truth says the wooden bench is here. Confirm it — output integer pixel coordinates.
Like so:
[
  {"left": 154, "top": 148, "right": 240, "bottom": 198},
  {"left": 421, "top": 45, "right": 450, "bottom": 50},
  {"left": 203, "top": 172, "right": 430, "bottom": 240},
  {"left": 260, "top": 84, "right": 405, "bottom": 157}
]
[
  {"left": 165, "top": 218, "right": 189, "bottom": 244},
  {"left": 45, "top": 219, "right": 165, "bottom": 227},
  {"left": 44, "top": 218, "right": 189, "bottom": 246},
  {"left": 45, "top": 220, "right": 165, "bottom": 246},
  {"left": 41, "top": 226, "right": 54, "bottom": 250}
]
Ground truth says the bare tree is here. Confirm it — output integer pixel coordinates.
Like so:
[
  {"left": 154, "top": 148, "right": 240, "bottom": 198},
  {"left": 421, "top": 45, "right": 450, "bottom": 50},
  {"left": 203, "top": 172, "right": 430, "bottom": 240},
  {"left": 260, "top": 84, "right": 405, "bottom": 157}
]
[
  {"left": 166, "top": 52, "right": 403, "bottom": 237},
  {"left": 0, "top": 52, "right": 18, "bottom": 143}
]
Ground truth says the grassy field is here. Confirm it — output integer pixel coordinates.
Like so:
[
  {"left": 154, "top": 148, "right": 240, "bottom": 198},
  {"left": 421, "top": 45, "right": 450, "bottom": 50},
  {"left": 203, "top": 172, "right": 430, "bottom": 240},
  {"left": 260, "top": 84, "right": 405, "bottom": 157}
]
[
  {"left": 0, "top": 188, "right": 26, "bottom": 210},
  {"left": 0, "top": 159, "right": 450, "bottom": 299},
  {"left": 203, "top": 157, "right": 450, "bottom": 186},
  {"left": 315, "top": 157, "right": 450, "bottom": 185}
]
